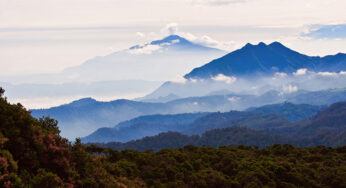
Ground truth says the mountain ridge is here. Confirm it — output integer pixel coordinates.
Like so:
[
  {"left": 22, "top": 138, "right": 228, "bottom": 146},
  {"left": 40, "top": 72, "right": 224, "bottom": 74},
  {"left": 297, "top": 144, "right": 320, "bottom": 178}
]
[{"left": 184, "top": 41, "right": 346, "bottom": 79}]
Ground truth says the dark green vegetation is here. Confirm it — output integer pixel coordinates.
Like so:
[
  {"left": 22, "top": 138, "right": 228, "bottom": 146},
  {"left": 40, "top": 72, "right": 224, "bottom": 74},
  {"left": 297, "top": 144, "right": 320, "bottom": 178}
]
[
  {"left": 1, "top": 88, "right": 346, "bottom": 187},
  {"left": 95, "top": 127, "right": 292, "bottom": 151}
]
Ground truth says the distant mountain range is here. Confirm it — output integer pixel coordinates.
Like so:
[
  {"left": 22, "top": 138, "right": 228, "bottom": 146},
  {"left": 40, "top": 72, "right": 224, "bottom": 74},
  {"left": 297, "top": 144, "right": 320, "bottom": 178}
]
[
  {"left": 31, "top": 88, "right": 346, "bottom": 140},
  {"left": 60, "top": 35, "right": 226, "bottom": 82},
  {"left": 185, "top": 41, "right": 346, "bottom": 79},
  {"left": 92, "top": 101, "right": 346, "bottom": 151},
  {"left": 82, "top": 102, "right": 325, "bottom": 143},
  {"left": 143, "top": 41, "right": 346, "bottom": 100},
  {"left": 28, "top": 39, "right": 346, "bottom": 140},
  {"left": 2, "top": 35, "right": 226, "bottom": 108}
]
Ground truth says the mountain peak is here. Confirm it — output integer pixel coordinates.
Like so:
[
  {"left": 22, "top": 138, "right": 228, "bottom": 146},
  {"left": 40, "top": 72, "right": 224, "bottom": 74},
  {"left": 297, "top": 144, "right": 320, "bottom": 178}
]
[
  {"left": 269, "top": 41, "right": 286, "bottom": 48},
  {"left": 150, "top": 34, "right": 189, "bottom": 45},
  {"left": 69, "top": 97, "right": 97, "bottom": 107},
  {"left": 185, "top": 41, "right": 330, "bottom": 79},
  {"left": 243, "top": 42, "right": 268, "bottom": 49}
]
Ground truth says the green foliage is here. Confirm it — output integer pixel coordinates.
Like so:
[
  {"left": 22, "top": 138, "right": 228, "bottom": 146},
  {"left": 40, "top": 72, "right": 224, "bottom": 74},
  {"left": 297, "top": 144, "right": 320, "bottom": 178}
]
[
  {"left": 31, "top": 169, "right": 63, "bottom": 188},
  {"left": 0, "top": 87, "right": 345, "bottom": 187},
  {"left": 38, "top": 116, "right": 60, "bottom": 135}
]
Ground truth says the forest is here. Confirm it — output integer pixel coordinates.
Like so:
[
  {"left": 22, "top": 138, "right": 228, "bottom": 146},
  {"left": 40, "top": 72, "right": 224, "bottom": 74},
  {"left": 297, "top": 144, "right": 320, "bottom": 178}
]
[{"left": 0, "top": 87, "right": 345, "bottom": 187}]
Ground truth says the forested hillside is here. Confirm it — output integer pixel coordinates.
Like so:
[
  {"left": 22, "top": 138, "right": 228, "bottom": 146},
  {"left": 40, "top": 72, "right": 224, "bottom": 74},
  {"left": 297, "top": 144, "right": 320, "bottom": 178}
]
[{"left": 0, "top": 88, "right": 345, "bottom": 187}]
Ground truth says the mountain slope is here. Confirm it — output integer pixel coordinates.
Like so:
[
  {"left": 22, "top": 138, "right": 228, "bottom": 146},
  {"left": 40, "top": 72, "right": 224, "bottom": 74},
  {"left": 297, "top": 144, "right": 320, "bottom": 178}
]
[
  {"left": 295, "top": 101, "right": 346, "bottom": 137},
  {"left": 95, "top": 127, "right": 292, "bottom": 151},
  {"left": 32, "top": 88, "right": 346, "bottom": 140},
  {"left": 184, "top": 41, "right": 346, "bottom": 79},
  {"left": 246, "top": 102, "right": 326, "bottom": 122},
  {"left": 92, "top": 101, "right": 346, "bottom": 151},
  {"left": 62, "top": 35, "right": 226, "bottom": 82},
  {"left": 82, "top": 109, "right": 290, "bottom": 143},
  {"left": 82, "top": 113, "right": 208, "bottom": 143},
  {"left": 267, "top": 101, "right": 346, "bottom": 138}
]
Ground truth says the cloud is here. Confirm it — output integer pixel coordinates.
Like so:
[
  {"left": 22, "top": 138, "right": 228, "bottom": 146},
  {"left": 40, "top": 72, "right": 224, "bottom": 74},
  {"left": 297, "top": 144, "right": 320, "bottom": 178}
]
[
  {"left": 293, "top": 68, "right": 308, "bottom": 76},
  {"left": 171, "top": 39, "right": 180, "bottom": 44},
  {"left": 171, "top": 75, "right": 188, "bottom": 84},
  {"left": 182, "top": 33, "right": 235, "bottom": 51},
  {"left": 128, "top": 37, "right": 181, "bottom": 55},
  {"left": 292, "top": 69, "right": 346, "bottom": 78},
  {"left": 136, "top": 23, "right": 235, "bottom": 51},
  {"left": 161, "top": 23, "right": 179, "bottom": 35},
  {"left": 212, "top": 74, "right": 237, "bottom": 84},
  {"left": 282, "top": 84, "right": 298, "bottom": 93},
  {"left": 317, "top": 72, "right": 338, "bottom": 77},
  {"left": 191, "top": 0, "right": 248, "bottom": 6},
  {"left": 227, "top": 96, "right": 240, "bottom": 102},
  {"left": 274, "top": 72, "right": 287, "bottom": 77},
  {"left": 136, "top": 32, "right": 145, "bottom": 37},
  {"left": 171, "top": 75, "right": 199, "bottom": 84},
  {"left": 302, "top": 24, "right": 346, "bottom": 39},
  {"left": 128, "top": 44, "right": 161, "bottom": 55}
]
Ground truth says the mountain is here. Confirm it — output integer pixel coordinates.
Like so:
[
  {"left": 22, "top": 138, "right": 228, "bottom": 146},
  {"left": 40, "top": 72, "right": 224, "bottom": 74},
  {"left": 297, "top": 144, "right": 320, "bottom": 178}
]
[
  {"left": 92, "top": 101, "right": 346, "bottom": 151},
  {"left": 184, "top": 41, "right": 346, "bottom": 79},
  {"left": 2, "top": 35, "right": 226, "bottom": 109},
  {"left": 94, "top": 127, "right": 292, "bottom": 151},
  {"left": 32, "top": 88, "right": 346, "bottom": 140},
  {"left": 142, "top": 42, "right": 346, "bottom": 99},
  {"left": 82, "top": 110, "right": 289, "bottom": 143},
  {"left": 267, "top": 101, "right": 346, "bottom": 139},
  {"left": 84, "top": 102, "right": 328, "bottom": 143},
  {"left": 293, "top": 101, "right": 346, "bottom": 137},
  {"left": 31, "top": 98, "right": 170, "bottom": 140},
  {"left": 2, "top": 87, "right": 345, "bottom": 187},
  {"left": 182, "top": 112, "right": 290, "bottom": 135},
  {"left": 62, "top": 35, "right": 226, "bottom": 82},
  {"left": 82, "top": 113, "right": 208, "bottom": 143},
  {"left": 246, "top": 102, "right": 326, "bottom": 122}
]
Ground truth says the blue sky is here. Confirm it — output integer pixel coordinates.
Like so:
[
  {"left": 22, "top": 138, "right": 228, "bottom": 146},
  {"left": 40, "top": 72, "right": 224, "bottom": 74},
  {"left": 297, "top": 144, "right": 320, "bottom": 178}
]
[{"left": 304, "top": 24, "right": 346, "bottom": 39}]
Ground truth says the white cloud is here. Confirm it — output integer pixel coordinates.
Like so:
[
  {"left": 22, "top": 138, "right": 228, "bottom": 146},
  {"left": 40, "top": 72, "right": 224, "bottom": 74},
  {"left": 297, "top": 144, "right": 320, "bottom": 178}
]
[
  {"left": 181, "top": 33, "right": 235, "bottom": 51},
  {"left": 227, "top": 96, "right": 240, "bottom": 102},
  {"left": 274, "top": 72, "right": 288, "bottom": 77},
  {"left": 136, "top": 32, "right": 145, "bottom": 37},
  {"left": 128, "top": 44, "right": 161, "bottom": 55},
  {"left": 171, "top": 75, "right": 188, "bottom": 84},
  {"left": 161, "top": 23, "right": 179, "bottom": 35},
  {"left": 127, "top": 37, "right": 181, "bottom": 55},
  {"left": 293, "top": 68, "right": 308, "bottom": 76},
  {"left": 282, "top": 84, "right": 298, "bottom": 93},
  {"left": 340, "top": 71, "right": 346, "bottom": 75},
  {"left": 191, "top": 0, "right": 248, "bottom": 6},
  {"left": 212, "top": 74, "right": 237, "bottom": 84},
  {"left": 171, "top": 39, "right": 180, "bottom": 44},
  {"left": 171, "top": 75, "right": 200, "bottom": 84},
  {"left": 317, "top": 72, "right": 338, "bottom": 77}
]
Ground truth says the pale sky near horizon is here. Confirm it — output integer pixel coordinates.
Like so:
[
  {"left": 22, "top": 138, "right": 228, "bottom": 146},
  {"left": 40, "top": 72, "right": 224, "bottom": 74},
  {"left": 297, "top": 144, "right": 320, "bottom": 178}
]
[{"left": 1, "top": 0, "right": 346, "bottom": 77}]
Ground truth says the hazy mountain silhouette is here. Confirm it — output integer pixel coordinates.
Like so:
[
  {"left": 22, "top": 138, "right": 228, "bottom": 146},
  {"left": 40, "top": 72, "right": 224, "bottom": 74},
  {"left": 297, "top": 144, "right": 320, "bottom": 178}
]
[{"left": 184, "top": 41, "right": 346, "bottom": 79}]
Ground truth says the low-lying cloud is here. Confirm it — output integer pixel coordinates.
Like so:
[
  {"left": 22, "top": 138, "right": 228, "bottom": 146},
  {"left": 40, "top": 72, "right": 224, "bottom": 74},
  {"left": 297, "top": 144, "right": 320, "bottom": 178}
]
[{"left": 212, "top": 74, "right": 237, "bottom": 84}]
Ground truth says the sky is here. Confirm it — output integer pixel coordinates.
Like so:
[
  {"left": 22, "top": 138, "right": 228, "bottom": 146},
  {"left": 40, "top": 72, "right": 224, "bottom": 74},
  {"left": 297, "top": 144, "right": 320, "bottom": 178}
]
[{"left": 1, "top": 0, "right": 346, "bottom": 76}]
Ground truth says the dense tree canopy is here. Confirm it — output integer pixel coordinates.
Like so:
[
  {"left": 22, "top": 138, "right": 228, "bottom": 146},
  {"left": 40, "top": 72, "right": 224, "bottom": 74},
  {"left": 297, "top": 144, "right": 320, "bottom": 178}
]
[{"left": 0, "top": 87, "right": 345, "bottom": 187}]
